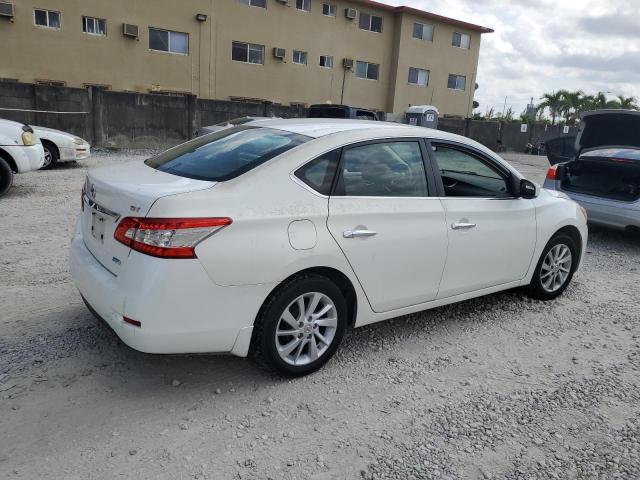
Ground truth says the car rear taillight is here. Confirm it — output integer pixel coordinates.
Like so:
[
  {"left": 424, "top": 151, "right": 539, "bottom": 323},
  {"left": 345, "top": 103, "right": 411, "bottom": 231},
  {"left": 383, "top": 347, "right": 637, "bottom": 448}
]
[
  {"left": 546, "top": 165, "right": 558, "bottom": 180},
  {"left": 114, "top": 217, "right": 232, "bottom": 259}
]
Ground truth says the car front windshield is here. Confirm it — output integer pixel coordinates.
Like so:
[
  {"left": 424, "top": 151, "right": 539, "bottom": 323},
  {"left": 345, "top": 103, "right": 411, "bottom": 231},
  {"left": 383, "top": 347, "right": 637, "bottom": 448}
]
[{"left": 145, "top": 126, "right": 311, "bottom": 181}]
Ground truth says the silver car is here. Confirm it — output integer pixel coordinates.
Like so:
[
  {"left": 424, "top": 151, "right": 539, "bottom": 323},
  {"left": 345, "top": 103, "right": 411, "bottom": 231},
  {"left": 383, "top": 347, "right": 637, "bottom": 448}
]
[{"left": 544, "top": 110, "right": 640, "bottom": 231}]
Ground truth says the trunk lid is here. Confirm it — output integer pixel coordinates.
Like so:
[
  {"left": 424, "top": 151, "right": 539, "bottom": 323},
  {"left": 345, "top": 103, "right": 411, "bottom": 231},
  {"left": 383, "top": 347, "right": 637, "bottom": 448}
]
[
  {"left": 82, "top": 161, "right": 215, "bottom": 275},
  {"left": 576, "top": 110, "right": 640, "bottom": 154}
]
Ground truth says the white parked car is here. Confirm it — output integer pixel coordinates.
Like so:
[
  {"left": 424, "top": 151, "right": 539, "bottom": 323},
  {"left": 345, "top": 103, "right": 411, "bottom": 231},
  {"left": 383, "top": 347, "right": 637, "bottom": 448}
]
[
  {"left": 0, "top": 119, "right": 45, "bottom": 196},
  {"left": 32, "top": 125, "right": 91, "bottom": 169},
  {"left": 70, "top": 119, "right": 588, "bottom": 376}
]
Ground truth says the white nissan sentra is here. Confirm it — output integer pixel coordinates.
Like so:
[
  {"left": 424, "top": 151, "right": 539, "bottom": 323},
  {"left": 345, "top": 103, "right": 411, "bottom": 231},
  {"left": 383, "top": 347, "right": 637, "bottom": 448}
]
[{"left": 70, "top": 119, "right": 588, "bottom": 376}]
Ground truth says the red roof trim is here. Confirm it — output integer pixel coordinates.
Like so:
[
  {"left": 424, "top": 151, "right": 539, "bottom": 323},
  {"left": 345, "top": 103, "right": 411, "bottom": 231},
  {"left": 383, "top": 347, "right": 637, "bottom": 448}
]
[{"left": 350, "top": 0, "right": 494, "bottom": 33}]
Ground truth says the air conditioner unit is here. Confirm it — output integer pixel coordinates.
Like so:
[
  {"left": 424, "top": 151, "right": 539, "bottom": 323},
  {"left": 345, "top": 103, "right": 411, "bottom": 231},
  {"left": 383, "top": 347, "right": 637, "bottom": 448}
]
[
  {"left": 0, "top": 2, "right": 15, "bottom": 18},
  {"left": 344, "top": 8, "right": 357, "bottom": 20},
  {"left": 122, "top": 23, "right": 139, "bottom": 38},
  {"left": 342, "top": 58, "right": 354, "bottom": 69},
  {"left": 273, "top": 47, "right": 286, "bottom": 59}
]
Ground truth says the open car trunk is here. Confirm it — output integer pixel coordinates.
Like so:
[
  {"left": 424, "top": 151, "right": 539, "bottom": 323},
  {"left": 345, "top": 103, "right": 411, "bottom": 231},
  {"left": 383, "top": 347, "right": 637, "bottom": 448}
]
[{"left": 562, "top": 153, "right": 640, "bottom": 202}]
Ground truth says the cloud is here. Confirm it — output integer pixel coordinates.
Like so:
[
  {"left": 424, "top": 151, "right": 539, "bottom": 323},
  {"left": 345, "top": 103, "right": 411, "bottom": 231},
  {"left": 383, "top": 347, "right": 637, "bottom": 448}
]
[{"left": 382, "top": 0, "right": 640, "bottom": 113}]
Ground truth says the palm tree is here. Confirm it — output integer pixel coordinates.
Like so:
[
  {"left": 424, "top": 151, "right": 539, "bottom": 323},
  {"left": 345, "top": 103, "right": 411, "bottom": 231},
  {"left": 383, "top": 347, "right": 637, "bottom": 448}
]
[
  {"left": 536, "top": 91, "right": 563, "bottom": 125},
  {"left": 560, "top": 90, "right": 585, "bottom": 126},
  {"left": 614, "top": 95, "right": 638, "bottom": 110}
]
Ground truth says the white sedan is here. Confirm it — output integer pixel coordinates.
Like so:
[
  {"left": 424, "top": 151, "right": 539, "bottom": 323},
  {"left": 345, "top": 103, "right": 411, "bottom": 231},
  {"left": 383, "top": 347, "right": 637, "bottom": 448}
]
[
  {"left": 0, "top": 119, "right": 44, "bottom": 196},
  {"left": 70, "top": 119, "right": 588, "bottom": 376},
  {"left": 32, "top": 125, "right": 91, "bottom": 169}
]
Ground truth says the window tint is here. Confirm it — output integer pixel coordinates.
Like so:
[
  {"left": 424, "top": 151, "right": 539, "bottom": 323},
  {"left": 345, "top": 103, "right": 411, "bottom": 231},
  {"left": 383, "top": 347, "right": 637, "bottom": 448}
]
[
  {"left": 239, "top": 0, "right": 266, "bottom": 7},
  {"left": 322, "top": 3, "right": 336, "bottom": 16},
  {"left": 432, "top": 145, "right": 509, "bottom": 197},
  {"left": 149, "top": 28, "right": 188, "bottom": 54},
  {"left": 408, "top": 67, "right": 429, "bottom": 86},
  {"left": 293, "top": 50, "right": 308, "bottom": 65},
  {"left": 296, "top": 0, "right": 310, "bottom": 11},
  {"left": 413, "top": 22, "right": 433, "bottom": 41},
  {"left": 355, "top": 61, "right": 379, "bottom": 80},
  {"left": 83, "top": 16, "right": 106, "bottom": 35},
  {"left": 232, "top": 41, "right": 264, "bottom": 64},
  {"left": 447, "top": 74, "right": 466, "bottom": 91},
  {"left": 146, "top": 127, "right": 310, "bottom": 182},
  {"left": 336, "top": 142, "right": 428, "bottom": 197},
  {"left": 359, "top": 12, "right": 382, "bottom": 32},
  {"left": 452, "top": 32, "right": 471, "bottom": 49},
  {"left": 34, "top": 9, "right": 60, "bottom": 28},
  {"left": 294, "top": 149, "right": 340, "bottom": 195}
]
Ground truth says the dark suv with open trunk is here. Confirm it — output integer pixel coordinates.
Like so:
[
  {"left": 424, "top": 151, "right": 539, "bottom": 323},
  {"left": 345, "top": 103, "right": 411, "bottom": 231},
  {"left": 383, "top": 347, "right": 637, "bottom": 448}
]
[{"left": 544, "top": 110, "right": 640, "bottom": 231}]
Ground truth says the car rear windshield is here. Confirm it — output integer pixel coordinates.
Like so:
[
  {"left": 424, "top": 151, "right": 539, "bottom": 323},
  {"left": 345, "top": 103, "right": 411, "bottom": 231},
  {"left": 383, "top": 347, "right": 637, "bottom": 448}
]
[
  {"left": 308, "top": 107, "right": 349, "bottom": 119},
  {"left": 145, "top": 126, "right": 311, "bottom": 181}
]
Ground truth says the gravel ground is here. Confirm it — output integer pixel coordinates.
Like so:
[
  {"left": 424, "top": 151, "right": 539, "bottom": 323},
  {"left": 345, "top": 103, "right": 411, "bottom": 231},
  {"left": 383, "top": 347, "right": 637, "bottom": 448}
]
[{"left": 0, "top": 151, "right": 639, "bottom": 479}]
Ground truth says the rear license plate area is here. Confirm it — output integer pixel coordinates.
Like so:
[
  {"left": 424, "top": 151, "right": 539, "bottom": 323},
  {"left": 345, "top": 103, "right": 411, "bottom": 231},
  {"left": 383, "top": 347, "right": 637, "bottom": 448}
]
[{"left": 91, "top": 212, "right": 107, "bottom": 243}]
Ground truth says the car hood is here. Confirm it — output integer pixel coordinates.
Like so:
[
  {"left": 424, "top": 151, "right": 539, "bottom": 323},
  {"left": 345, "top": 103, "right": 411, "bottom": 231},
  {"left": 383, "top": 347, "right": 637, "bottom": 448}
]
[
  {"left": 576, "top": 110, "right": 640, "bottom": 153},
  {"left": 32, "top": 125, "right": 79, "bottom": 140}
]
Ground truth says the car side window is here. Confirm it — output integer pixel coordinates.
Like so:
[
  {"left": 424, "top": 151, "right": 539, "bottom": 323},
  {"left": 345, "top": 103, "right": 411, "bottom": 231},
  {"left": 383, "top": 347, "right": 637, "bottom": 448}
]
[
  {"left": 335, "top": 141, "right": 428, "bottom": 197},
  {"left": 294, "top": 149, "right": 340, "bottom": 196},
  {"left": 431, "top": 145, "right": 510, "bottom": 198}
]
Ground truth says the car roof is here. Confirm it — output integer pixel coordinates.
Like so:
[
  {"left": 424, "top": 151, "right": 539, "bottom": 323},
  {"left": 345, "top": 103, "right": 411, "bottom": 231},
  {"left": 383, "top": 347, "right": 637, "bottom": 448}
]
[{"left": 246, "top": 118, "right": 453, "bottom": 140}]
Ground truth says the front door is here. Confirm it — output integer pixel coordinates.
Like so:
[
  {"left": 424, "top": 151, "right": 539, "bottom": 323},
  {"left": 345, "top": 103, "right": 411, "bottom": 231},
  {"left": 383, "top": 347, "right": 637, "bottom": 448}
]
[
  {"left": 327, "top": 140, "right": 448, "bottom": 313},
  {"left": 429, "top": 143, "right": 537, "bottom": 299}
]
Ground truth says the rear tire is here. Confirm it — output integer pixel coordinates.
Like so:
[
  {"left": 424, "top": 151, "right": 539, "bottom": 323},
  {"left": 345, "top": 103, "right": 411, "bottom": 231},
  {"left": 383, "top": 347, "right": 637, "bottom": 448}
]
[
  {"left": 251, "top": 273, "right": 347, "bottom": 377},
  {"left": 526, "top": 234, "right": 577, "bottom": 300},
  {"left": 41, "top": 142, "right": 59, "bottom": 169},
  {"left": 0, "top": 156, "right": 13, "bottom": 197}
]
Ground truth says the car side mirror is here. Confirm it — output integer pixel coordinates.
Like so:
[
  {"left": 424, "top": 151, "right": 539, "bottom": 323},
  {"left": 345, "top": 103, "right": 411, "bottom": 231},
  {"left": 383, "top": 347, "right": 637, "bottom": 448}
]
[{"left": 520, "top": 179, "right": 537, "bottom": 199}]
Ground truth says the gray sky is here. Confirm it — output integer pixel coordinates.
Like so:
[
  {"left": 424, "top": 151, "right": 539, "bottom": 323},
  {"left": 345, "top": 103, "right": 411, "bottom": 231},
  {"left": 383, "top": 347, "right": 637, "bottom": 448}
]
[{"left": 384, "top": 0, "right": 640, "bottom": 115}]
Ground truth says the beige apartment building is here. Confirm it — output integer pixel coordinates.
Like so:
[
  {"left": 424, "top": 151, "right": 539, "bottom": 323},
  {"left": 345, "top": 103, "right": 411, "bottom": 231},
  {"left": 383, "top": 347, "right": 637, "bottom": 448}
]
[{"left": 0, "top": 0, "right": 492, "bottom": 117}]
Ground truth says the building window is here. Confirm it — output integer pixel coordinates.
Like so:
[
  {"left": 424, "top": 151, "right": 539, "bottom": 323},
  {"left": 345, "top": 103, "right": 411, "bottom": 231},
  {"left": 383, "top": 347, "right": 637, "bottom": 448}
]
[
  {"left": 412, "top": 22, "right": 433, "bottom": 42},
  {"left": 149, "top": 28, "right": 189, "bottom": 54},
  {"left": 452, "top": 32, "right": 471, "bottom": 49},
  {"left": 408, "top": 67, "right": 429, "bottom": 86},
  {"left": 82, "top": 16, "right": 106, "bottom": 36},
  {"left": 296, "top": 0, "right": 310, "bottom": 12},
  {"left": 355, "top": 61, "right": 379, "bottom": 80},
  {"left": 293, "top": 50, "right": 308, "bottom": 65},
  {"left": 34, "top": 9, "right": 61, "bottom": 29},
  {"left": 319, "top": 55, "right": 333, "bottom": 68},
  {"left": 239, "top": 0, "right": 267, "bottom": 7},
  {"left": 359, "top": 13, "right": 382, "bottom": 32},
  {"left": 232, "top": 41, "right": 265, "bottom": 64},
  {"left": 447, "top": 74, "right": 466, "bottom": 91},
  {"left": 322, "top": 3, "right": 336, "bottom": 16}
]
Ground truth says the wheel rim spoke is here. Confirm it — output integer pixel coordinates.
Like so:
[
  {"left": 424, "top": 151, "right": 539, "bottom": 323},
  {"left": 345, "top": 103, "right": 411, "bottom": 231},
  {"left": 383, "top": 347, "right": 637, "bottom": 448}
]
[
  {"left": 540, "top": 243, "right": 572, "bottom": 293},
  {"left": 275, "top": 292, "right": 338, "bottom": 366}
]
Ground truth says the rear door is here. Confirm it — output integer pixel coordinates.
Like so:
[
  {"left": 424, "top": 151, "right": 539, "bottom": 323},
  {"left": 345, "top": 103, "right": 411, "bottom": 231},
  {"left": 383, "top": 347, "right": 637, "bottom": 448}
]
[
  {"left": 327, "top": 139, "right": 448, "bottom": 313},
  {"left": 428, "top": 141, "right": 537, "bottom": 299}
]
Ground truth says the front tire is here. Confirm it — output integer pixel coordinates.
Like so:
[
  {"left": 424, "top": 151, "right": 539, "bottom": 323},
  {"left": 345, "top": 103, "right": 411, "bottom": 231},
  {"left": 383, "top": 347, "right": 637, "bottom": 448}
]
[
  {"left": 251, "top": 274, "right": 347, "bottom": 377},
  {"left": 41, "top": 142, "right": 59, "bottom": 169},
  {"left": 0, "top": 156, "right": 13, "bottom": 197},
  {"left": 527, "top": 234, "right": 577, "bottom": 300}
]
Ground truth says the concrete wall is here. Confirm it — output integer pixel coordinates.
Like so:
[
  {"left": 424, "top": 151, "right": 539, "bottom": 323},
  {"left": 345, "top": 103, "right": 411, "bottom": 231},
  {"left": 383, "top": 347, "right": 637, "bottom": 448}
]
[
  {"left": 0, "top": 81, "right": 578, "bottom": 151},
  {"left": 0, "top": 0, "right": 489, "bottom": 117}
]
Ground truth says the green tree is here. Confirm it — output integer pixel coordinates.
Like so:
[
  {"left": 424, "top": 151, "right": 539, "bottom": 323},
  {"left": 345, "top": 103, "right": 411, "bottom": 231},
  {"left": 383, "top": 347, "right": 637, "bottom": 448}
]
[{"left": 536, "top": 91, "right": 564, "bottom": 125}]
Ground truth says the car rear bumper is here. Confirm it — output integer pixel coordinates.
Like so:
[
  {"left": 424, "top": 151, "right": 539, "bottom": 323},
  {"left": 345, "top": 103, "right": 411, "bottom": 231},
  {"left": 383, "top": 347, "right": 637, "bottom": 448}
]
[
  {"left": 544, "top": 181, "right": 640, "bottom": 229},
  {"left": 69, "top": 218, "right": 273, "bottom": 356}
]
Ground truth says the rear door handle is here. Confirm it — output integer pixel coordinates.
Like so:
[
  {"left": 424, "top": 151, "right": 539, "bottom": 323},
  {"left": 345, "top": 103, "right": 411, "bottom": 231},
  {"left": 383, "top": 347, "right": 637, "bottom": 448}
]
[
  {"left": 451, "top": 222, "right": 476, "bottom": 230},
  {"left": 343, "top": 229, "right": 377, "bottom": 238}
]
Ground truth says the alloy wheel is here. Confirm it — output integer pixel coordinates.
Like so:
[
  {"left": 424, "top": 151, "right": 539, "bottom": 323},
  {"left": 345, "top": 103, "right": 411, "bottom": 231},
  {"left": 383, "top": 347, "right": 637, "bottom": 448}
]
[
  {"left": 540, "top": 244, "right": 572, "bottom": 293},
  {"left": 42, "top": 147, "right": 52, "bottom": 168},
  {"left": 275, "top": 292, "right": 338, "bottom": 366}
]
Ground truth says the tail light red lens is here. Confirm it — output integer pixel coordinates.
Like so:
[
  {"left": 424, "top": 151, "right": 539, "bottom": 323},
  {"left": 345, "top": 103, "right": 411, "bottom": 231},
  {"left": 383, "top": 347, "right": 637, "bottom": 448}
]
[
  {"left": 114, "top": 217, "right": 232, "bottom": 259},
  {"left": 546, "top": 165, "right": 558, "bottom": 180}
]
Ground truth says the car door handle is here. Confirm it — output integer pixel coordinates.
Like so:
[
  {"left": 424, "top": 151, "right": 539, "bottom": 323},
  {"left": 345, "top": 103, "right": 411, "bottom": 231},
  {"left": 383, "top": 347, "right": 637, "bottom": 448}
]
[
  {"left": 451, "top": 222, "right": 477, "bottom": 230},
  {"left": 343, "top": 229, "right": 377, "bottom": 238}
]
